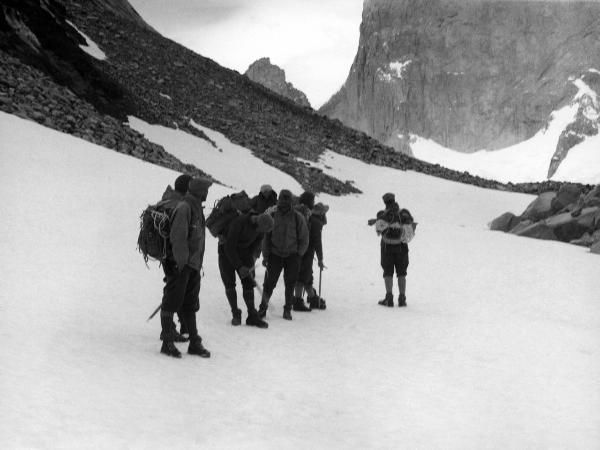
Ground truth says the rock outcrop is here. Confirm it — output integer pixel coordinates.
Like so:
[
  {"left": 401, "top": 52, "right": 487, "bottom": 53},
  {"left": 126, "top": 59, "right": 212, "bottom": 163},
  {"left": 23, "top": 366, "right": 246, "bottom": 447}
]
[
  {"left": 245, "top": 58, "right": 311, "bottom": 108},
  {"left": 491, "top": 184, "right": 600, "bottom": 252},
  {"left": 320, "top": 0, "right": 600, "bottom": 170}
]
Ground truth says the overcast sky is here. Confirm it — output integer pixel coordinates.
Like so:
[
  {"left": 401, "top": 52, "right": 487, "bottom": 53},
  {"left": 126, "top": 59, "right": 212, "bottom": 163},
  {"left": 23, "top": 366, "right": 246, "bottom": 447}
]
[{"left": 128, "top": 0, "right": 364, "bottom": 108}]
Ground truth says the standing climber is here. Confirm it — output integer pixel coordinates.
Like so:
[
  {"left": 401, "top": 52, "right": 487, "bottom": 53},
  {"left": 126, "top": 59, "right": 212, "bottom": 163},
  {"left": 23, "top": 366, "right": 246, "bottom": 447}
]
[
  {"left": 369, "top": 193, "right": 415, "bottom": 307},
  {"left": 259, "top": 189, "right": 309, "bottom": 320}
]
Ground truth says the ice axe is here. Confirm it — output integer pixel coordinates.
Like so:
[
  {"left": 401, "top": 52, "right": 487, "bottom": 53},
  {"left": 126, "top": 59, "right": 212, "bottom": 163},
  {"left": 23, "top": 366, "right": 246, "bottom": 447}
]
[
  {"left": 147, "top": 303, "right": 161, "bottom": 322},
  {"left": 318, "top": 265, "right": 323, "bottom": 300}
]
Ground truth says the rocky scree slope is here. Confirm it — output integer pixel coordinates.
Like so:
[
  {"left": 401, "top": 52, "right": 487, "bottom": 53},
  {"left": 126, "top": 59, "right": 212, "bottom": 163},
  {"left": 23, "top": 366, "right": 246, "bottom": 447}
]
[
  {"left": 245, "top": 57, "right": 311, "bottom": 108},
  {"left": 0, "top": 0, "right": 593, "bottom": 196},
  {"left": 0, "top": 0, "right": 212, "bottom": 181},
  {"left": 321, "top": 0, "right": 600, "bottom": 177}
]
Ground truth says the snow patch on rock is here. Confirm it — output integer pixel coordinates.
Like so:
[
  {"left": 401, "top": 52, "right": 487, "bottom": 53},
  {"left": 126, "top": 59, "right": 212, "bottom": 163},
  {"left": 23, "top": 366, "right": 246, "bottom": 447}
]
[
  {"left": 66, "top": 20, "right": 107, "bottom": 61},
  {"left": 377, "top": 60, "right": 411, "bottom": 82}
]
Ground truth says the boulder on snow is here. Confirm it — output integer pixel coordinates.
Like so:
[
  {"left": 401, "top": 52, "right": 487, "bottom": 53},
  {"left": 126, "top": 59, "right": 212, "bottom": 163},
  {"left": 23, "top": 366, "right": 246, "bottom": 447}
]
[
  {"left": 583, "top": 185, "right": 600, "bottom": 208},
  {"left": 551, "top": 184, "right": 583, "bottom": 214},
  {"left": 521, "top": 191, "right": 556, "bottom": 221},
  {"left": 489, "top": 212, "right": 520, "bottom": 232},
  {"left": 571, "top": 229, "right": 600, "bottom": 247},
  {"left": 545, "top": 207, "right": 600, "bottom": 241},
  {"left": 508, "top": 219, "right": 533, "bottom": 235},
  {"left": 512, "top": 222, "right": 557, "bottom": 240}
]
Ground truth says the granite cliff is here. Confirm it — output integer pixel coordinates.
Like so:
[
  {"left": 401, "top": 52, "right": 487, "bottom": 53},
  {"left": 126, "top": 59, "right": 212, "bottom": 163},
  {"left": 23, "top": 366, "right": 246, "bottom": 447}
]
[{"left": 320, "top": 0, "right": 600, "bottom": 173}]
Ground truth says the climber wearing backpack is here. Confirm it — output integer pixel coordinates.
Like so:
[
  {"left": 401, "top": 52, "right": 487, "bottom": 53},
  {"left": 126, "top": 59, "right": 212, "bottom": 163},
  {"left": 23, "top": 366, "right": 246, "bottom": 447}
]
[
  {"left": 295, "top": 201, "right": 329, "bottom": 310},
  {"left": 219, "top": 212, "right": 274, "bottom": 328},
  {"left": 159, "top": 177, "right": 212, "bottom": 358},
  {"left": 259, "top": 189, "right": 309, "bottom": 321},
  {"left": 156, "top": 174, "right": 192, "bottom": 343},
  {"left": 369, "top": 192, "right": 415, "bottom": 307}
]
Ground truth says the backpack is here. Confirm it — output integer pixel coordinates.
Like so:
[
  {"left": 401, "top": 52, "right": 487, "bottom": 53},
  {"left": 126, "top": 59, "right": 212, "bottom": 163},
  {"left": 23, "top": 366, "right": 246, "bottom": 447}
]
[
  {"left": 399, "top": 208, "right": 416, "bottom": 243},
  {"left": 137, "top": 200, "right": 175, "bottom": 265},
  {"left": 376, "top": 207, "right": 416, "bottom": 244},
  {"left": 206, "top": 190, "right": 252, "bottom": 238},
  {"left": 294, "top": 204, "right": 312, "bottom": 231}
]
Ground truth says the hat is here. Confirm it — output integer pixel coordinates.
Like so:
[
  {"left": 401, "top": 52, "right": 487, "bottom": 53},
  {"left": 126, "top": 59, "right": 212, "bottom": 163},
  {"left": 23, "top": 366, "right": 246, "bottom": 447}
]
[
  {"left": 278, "top": 189, "right": 293, "bottom": 203},
  {"left": 255, "top": 213, "right": 274, "bottom": 232},
  {"left": 313, "top": 202, "right": 329, "bottom": 215},
  {"left": 382, "top": 192, "right": 395, "bottom": 204},
  {"left": 188, "top": 177, "right": 212, "bottom": 197},
  {"left": 174, "top": 174, "right": 192, "bottom": 194},
  {"left": 260, "top": 184, "right": 273, "bottom": 194},
  {"left": 299, "top": 191, "right": 315, "bottom": 209}
]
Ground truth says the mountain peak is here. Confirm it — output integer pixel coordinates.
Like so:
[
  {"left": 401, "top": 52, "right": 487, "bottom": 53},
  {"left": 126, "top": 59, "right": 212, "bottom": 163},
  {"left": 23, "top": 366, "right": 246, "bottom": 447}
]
[{"left": 245, "top": 58, "right": 311, "bottom": 108}]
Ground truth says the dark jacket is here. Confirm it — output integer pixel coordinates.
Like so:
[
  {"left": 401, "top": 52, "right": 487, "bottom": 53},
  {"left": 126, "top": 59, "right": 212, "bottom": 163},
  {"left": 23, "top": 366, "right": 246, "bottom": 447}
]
[
  {"left": 263, "top": 208, "right": 309, "bottom": 258},
  {"left": 251, "top": 191, "right": 277, "bottom": 214},
  {"left": 169, "top": 193, "right": 206, "bottom": 271},
  {"left": 308, "top": 214, "right": 326, "bottom": 262},
  {"left": 224, "top": 214, "right": 264, "bottom": 269}
]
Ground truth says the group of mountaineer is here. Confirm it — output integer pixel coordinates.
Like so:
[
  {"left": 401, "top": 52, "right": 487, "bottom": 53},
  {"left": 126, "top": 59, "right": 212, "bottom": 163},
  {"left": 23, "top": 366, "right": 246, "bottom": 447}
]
[
  {"left": 145, "top": 174, "right": 414, "bottom": 359},
  {"left": 153, "top": 175, "right": 329, "bottom": 359}
]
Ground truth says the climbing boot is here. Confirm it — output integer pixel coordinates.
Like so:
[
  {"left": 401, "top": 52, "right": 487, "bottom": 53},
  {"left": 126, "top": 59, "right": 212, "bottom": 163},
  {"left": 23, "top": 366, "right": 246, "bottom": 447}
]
[{"left": 378, "top": 293, "right": 394, "bottom": 307}]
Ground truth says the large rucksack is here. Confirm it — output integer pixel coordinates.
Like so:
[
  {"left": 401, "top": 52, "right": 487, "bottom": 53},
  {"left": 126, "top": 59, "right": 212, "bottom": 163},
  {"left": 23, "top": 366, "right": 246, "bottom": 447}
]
[
  {"left": 137, "top": 200, "right": 176, "bottom": 265},
  {"left": 206, "top": 190, "right": 252, "bottom": 238},
  {"left": 375, "top": 207, "right": 416, "bottom": 244}
]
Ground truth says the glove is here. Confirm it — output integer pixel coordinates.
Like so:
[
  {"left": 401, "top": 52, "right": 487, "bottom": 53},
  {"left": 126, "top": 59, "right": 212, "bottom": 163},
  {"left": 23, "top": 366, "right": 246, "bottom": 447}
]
[
  {"left": 367, "top": 218, "right": 376, "bottom": 226},
  {"left": 318, "top": 260, "right": 325, "bottom": 269},
  {"left": 238, "top": 266, "right": 251, "bottom": 279},
  {"left": 175, "top": 260, "right": 187, "bottom": 274}
]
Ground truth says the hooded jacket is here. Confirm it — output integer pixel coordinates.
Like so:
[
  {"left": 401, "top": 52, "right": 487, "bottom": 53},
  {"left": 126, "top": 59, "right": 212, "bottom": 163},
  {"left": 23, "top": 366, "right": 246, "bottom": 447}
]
[
  {"left": 263, "top": 207, "right": 309, "bottom": 259},
  {"left": 224, "top": 214, "right": 264, "bottom": 269},
  {"left": 169, "top": 193, "right": 206, "bottom": 271}
]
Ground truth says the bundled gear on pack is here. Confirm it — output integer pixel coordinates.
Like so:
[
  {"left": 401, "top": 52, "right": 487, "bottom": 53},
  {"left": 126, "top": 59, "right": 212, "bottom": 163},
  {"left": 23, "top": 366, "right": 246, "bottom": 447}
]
[
  {"left": 205, "top": 190, "right": 252, "bottom": 238},
  {"left": 137, "top": 185, "right": 182, "bottom": 265},
  {"left": 375, "top": 204, "right": 416, "bottom": 244}
]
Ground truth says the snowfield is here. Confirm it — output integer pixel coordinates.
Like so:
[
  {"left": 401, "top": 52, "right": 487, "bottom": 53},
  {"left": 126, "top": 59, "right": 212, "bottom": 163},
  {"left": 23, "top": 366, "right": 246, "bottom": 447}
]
[
  {"left": 1, "top": 111, "right": 599, "bottom": 449},
  {"left": 411, "top": 88, "right": 600, "bottom": 185}
]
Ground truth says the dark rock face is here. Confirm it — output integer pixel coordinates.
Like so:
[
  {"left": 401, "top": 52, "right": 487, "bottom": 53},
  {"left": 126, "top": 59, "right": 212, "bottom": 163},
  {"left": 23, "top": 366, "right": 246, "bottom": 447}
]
[
  {"left": 320, "top": 0, "right": 600, "bottom": 160},
  {"left": 245, "top": 58, "right": 311, "bottom": 108}
]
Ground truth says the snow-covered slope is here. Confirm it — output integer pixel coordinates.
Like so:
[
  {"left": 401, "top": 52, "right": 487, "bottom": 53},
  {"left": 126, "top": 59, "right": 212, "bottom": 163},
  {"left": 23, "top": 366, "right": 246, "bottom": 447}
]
[
  {"left": 2, "top": 111, "right": 600, "bottom": 449},
  {"left": 411, "top": 77, "right": 600, "bottom": 185}
]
